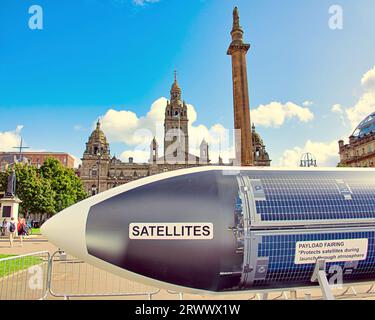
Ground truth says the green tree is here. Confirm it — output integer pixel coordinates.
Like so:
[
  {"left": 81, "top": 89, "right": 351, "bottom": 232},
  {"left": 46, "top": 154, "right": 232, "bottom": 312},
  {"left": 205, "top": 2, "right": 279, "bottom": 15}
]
[
  {"left": 39, "top": 158, "right": 87, "bottom": 213},
  {"left": 0, "top": 172, "right": 6, "bottom": 192},
  {"left": 337, "top": 163, "right": 349, "bottom": 167},
  {"left": 0, "top": 158, "right": 87, "bottom": 217},
  {"left": 14, "top": 163, "right": 56, "bottom": 217}
]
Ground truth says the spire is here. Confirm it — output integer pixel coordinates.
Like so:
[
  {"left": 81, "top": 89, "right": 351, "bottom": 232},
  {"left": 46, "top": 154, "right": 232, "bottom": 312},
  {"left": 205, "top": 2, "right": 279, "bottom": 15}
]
[
  {"left": 172, "top": 70, "right": 180, "bottom": 89},
  {"left": 96, "top": 119, "right": 101, "bottom": 130},
  {"left": 170, "top": 70, "right": 182, "bottom": 100},
  {"left": 233, "top": 6, "right": 240, "bottom": 29},
  {"left": 200, "top": 138, "right": 207, "bottom": 146},
  {"left": 151, "top": 136, "right": 158, "bottom": 147}
]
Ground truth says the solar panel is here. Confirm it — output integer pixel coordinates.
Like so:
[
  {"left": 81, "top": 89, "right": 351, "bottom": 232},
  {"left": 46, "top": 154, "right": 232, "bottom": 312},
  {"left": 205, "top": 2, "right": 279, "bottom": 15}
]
[
  {"left": 237, "top": 171, "right": 375, "bottom": 226},
  {"left": 248, "top": 228, "right": 375, "bottom": 289}
]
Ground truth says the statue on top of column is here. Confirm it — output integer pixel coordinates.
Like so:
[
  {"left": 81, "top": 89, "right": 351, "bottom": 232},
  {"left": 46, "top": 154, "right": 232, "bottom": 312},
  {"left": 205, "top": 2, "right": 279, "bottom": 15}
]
[
  {"left": 233, "top": 7, "right": 240, "bottom": 28},
  {"left": 5, "top": 170, "right": 16, "bottom": 198}
]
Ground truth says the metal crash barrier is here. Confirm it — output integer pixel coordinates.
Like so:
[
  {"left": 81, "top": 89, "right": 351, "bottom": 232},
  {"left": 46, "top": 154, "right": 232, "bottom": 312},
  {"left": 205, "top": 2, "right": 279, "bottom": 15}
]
[
  {"left": 47, "top": 251, "right": 160, "bottom": 300},
  {"left": 0, "top": 251, "right": 50, "bottom": 300},
  {"left": 2, "top": 250, "right": 375, "bottom": 300}
]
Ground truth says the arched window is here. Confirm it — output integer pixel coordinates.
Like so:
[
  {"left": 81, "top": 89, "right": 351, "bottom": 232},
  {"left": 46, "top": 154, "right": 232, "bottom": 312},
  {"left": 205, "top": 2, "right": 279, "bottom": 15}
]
[{"left": 91, "top": 167, "right": 97, "bottom": 177}]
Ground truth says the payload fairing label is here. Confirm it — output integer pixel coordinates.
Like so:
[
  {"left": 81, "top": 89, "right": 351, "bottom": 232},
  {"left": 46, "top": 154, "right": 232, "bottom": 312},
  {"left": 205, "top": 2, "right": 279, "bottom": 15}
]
[{"left": 294, "top": 239, "right": 368, "bottom": 264}]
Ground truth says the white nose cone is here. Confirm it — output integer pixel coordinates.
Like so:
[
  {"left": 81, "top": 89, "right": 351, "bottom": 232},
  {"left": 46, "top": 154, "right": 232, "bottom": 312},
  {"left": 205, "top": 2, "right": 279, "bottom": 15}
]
[{"left": 41, "top": 200, "right": 90, "bottom": 258}]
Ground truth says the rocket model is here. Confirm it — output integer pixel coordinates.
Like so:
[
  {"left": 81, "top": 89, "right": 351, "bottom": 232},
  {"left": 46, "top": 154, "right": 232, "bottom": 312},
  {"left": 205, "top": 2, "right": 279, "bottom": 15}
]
[{"left": 42, "top": 167, "right": 375, "bottom": 294}]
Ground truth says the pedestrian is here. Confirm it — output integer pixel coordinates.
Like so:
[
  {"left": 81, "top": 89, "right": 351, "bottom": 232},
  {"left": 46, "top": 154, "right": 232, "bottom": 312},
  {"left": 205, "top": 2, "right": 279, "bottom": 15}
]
[
  {"left": 21, "top": 218, "right": 28, "bottom": 238},
  {"left": 1, "top": 219, "right": 8, "bottom": 237},
  {"left": 9, "top": 217, "right": 16, "bottom": 248},
  {"left": 17, "top": 218, "right": 27, "bottom": 247}
]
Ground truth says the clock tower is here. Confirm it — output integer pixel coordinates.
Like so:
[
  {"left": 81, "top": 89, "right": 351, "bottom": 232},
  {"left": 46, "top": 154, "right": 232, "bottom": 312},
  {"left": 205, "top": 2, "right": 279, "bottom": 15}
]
[{"left": 164, "top": 72, "right": 189, "bottom": 163}]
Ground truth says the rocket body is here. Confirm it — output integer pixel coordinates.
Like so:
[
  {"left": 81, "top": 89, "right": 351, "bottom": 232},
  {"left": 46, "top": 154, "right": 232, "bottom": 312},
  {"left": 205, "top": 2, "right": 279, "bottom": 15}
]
[{"left": 42, "top": 167, "right": 375, "bottom": 294}]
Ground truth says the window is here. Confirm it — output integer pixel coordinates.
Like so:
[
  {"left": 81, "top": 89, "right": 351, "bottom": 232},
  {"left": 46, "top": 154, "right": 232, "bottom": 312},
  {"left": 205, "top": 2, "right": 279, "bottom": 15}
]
[
  {"left": 91, "top": 168, "right": 97, "bottom": 177},
  {"left": 91, "top": 185, "right": 97, "bottom": 196}
]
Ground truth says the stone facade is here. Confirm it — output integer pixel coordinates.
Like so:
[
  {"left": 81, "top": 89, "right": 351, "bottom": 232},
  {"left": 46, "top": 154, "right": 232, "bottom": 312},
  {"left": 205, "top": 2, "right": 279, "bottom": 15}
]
[
  {"left": 252, "top": 124, "right": 271, "bottom": 166},
  {"left": 79, "top": 77, "right": 211, "bottom": 196},
  {"left": 0, "top": 152, "right": 75, "bottom": 171},
  {"left": 338, "top": 112, "right": 375, "bottom": 167}
]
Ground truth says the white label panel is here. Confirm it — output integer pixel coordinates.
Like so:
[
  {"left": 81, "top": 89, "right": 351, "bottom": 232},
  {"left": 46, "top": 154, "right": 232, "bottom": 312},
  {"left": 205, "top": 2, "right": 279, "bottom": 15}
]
[
  {"left": 295, "top": 238, "right": 368, "bottom": 264},
  {"left": 129, "top": 223, "right": 214, "bottom": 240}
]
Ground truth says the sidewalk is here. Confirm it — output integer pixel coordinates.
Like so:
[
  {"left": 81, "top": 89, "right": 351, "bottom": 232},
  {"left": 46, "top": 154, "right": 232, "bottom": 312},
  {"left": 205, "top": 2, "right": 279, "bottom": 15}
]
[{"left": 0, "top": 235, "right": 58, "bottom": 255}]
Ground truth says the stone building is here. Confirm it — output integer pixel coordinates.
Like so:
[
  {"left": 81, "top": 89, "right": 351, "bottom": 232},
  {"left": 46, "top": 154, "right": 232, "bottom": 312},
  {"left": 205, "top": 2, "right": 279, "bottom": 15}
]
[
  {"left": 78, "top": 7, "right": 272, "bottom": 196},
  {"left": 0, "top": 152, "right": 75, "bottom": 172},
  {"left": 338, "top": 112, "right": 375, "bottom": 167},
  {"left": 79, "top": 76, "right": 211, "bottom": 196},
  {"left": 252, "top": 124, "right": 271, "bottom": 166}
]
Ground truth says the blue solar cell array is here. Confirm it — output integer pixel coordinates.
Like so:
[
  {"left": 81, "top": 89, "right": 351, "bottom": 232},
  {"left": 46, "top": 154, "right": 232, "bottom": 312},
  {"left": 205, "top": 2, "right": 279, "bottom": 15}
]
[
  {"left": 250, "top": 174, "right": 375, "bottom": 222},
  {"left": 253, "top": 231, "right": 375, "bottom": 288}
]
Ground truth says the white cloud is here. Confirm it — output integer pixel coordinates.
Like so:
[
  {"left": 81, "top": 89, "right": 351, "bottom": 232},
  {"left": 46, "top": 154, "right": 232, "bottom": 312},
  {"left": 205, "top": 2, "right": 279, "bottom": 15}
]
[
  {"left": 279, "top": 140, "right": 339, "bottom": 168},
  {"left": 345, "top": 91, "right": 375, "bottom": 129},
  {"left": 73, "top": 125, "right": 88, "bottom": 132},
  {"left": 132, "top": 0, "right": 160, "bottom": 6},
  {"left": 332, "top": 66, "right": 375, "bottom": 130},
  {"left": 0, "top": 125, "right": 23, "bottom": 152},
  {"left": 303, "top": 101, "right": 313, "bottom": 107},
  {"left": 331, "top": 104, "right": 347, "bottom": 126},
  {"left": 331, "top": 104, "right": 343, "bottom": 114},
  {"left": 361, "top": 66, "right": 375, "bottom": 90},
  {"left": 120, "top": 150, "right": 149, "bottom": 163},
  {"left": 71, "top": 154, "right": 82, "bottom": 168},
  {"left": 100, "top": 98, "right": 236, "bottom": 163},
  {"left": 252, "top": 102, "right": 314, "bottom": 128}
]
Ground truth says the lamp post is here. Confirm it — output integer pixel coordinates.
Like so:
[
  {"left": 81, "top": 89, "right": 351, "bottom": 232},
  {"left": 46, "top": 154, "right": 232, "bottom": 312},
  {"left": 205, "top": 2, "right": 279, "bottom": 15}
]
[
  {"left": 300, "top": 152, "right": 317, "bottom": 168},
  {"left": 114, "top": 159, "right": 118, "bottom": 188},
  {"left": 96, "top": 150, "right": 101, "bottom": 194}
]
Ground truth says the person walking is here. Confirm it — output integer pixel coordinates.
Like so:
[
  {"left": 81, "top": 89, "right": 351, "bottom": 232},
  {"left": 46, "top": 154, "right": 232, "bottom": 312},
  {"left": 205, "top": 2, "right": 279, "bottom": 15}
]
[
  {"left": 1, "top": 219, "right": 8, "bottom": 237},
  {"left": 17, "top": 218, "right": 26, "bottom": 247},
  {"left": 9, "top": 217, "right": 16, "bottom": 248}
]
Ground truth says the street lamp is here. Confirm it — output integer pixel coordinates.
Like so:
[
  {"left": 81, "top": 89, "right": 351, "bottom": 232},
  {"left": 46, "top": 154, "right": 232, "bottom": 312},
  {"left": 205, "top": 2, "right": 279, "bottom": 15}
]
[{"left": 96, "top": 150, "right": 102, "bottom": 194}]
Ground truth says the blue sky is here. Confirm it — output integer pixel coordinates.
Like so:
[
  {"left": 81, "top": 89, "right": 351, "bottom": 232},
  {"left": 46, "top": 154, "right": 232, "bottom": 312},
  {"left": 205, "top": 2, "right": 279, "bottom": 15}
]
[{"left": 1, "top": 0, "right": 375, "bottom": 166}]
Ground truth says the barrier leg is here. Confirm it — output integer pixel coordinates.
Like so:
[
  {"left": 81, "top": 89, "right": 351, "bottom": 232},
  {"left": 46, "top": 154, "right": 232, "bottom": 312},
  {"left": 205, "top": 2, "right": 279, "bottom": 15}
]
[
  {"left": 304, "top": 292, "right": 312, "bottom": 300},
  {"left": 310, "top": 260, "right": 335, "bottom": 300},
  {"left": 257, "top": 292, "right": 268, "bottom": 300},
  {"left": 290, "top": 290, "right": 297, "bottom": 300}
]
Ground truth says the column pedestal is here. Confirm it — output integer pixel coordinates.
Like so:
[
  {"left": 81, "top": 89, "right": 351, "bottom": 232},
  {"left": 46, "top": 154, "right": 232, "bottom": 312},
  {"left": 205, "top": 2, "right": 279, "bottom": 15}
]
[{"left": 0, "top": 197, "right": 22, "bottom": 234}]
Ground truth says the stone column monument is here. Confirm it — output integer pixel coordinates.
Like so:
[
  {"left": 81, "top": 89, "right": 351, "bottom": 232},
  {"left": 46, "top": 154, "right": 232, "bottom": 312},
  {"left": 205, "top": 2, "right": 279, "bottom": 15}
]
[
  {"left": 0, "top": 170, "right": 22, "bottom": 224},
  {"left": 227, "top": 7, "right": 254, "bottom": 166}
]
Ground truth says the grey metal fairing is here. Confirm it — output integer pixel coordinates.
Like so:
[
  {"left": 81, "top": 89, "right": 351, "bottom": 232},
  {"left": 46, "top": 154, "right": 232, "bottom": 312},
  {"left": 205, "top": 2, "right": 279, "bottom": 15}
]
[{"left": 86, "top": 170, "right": 242, "bottom": 292}]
